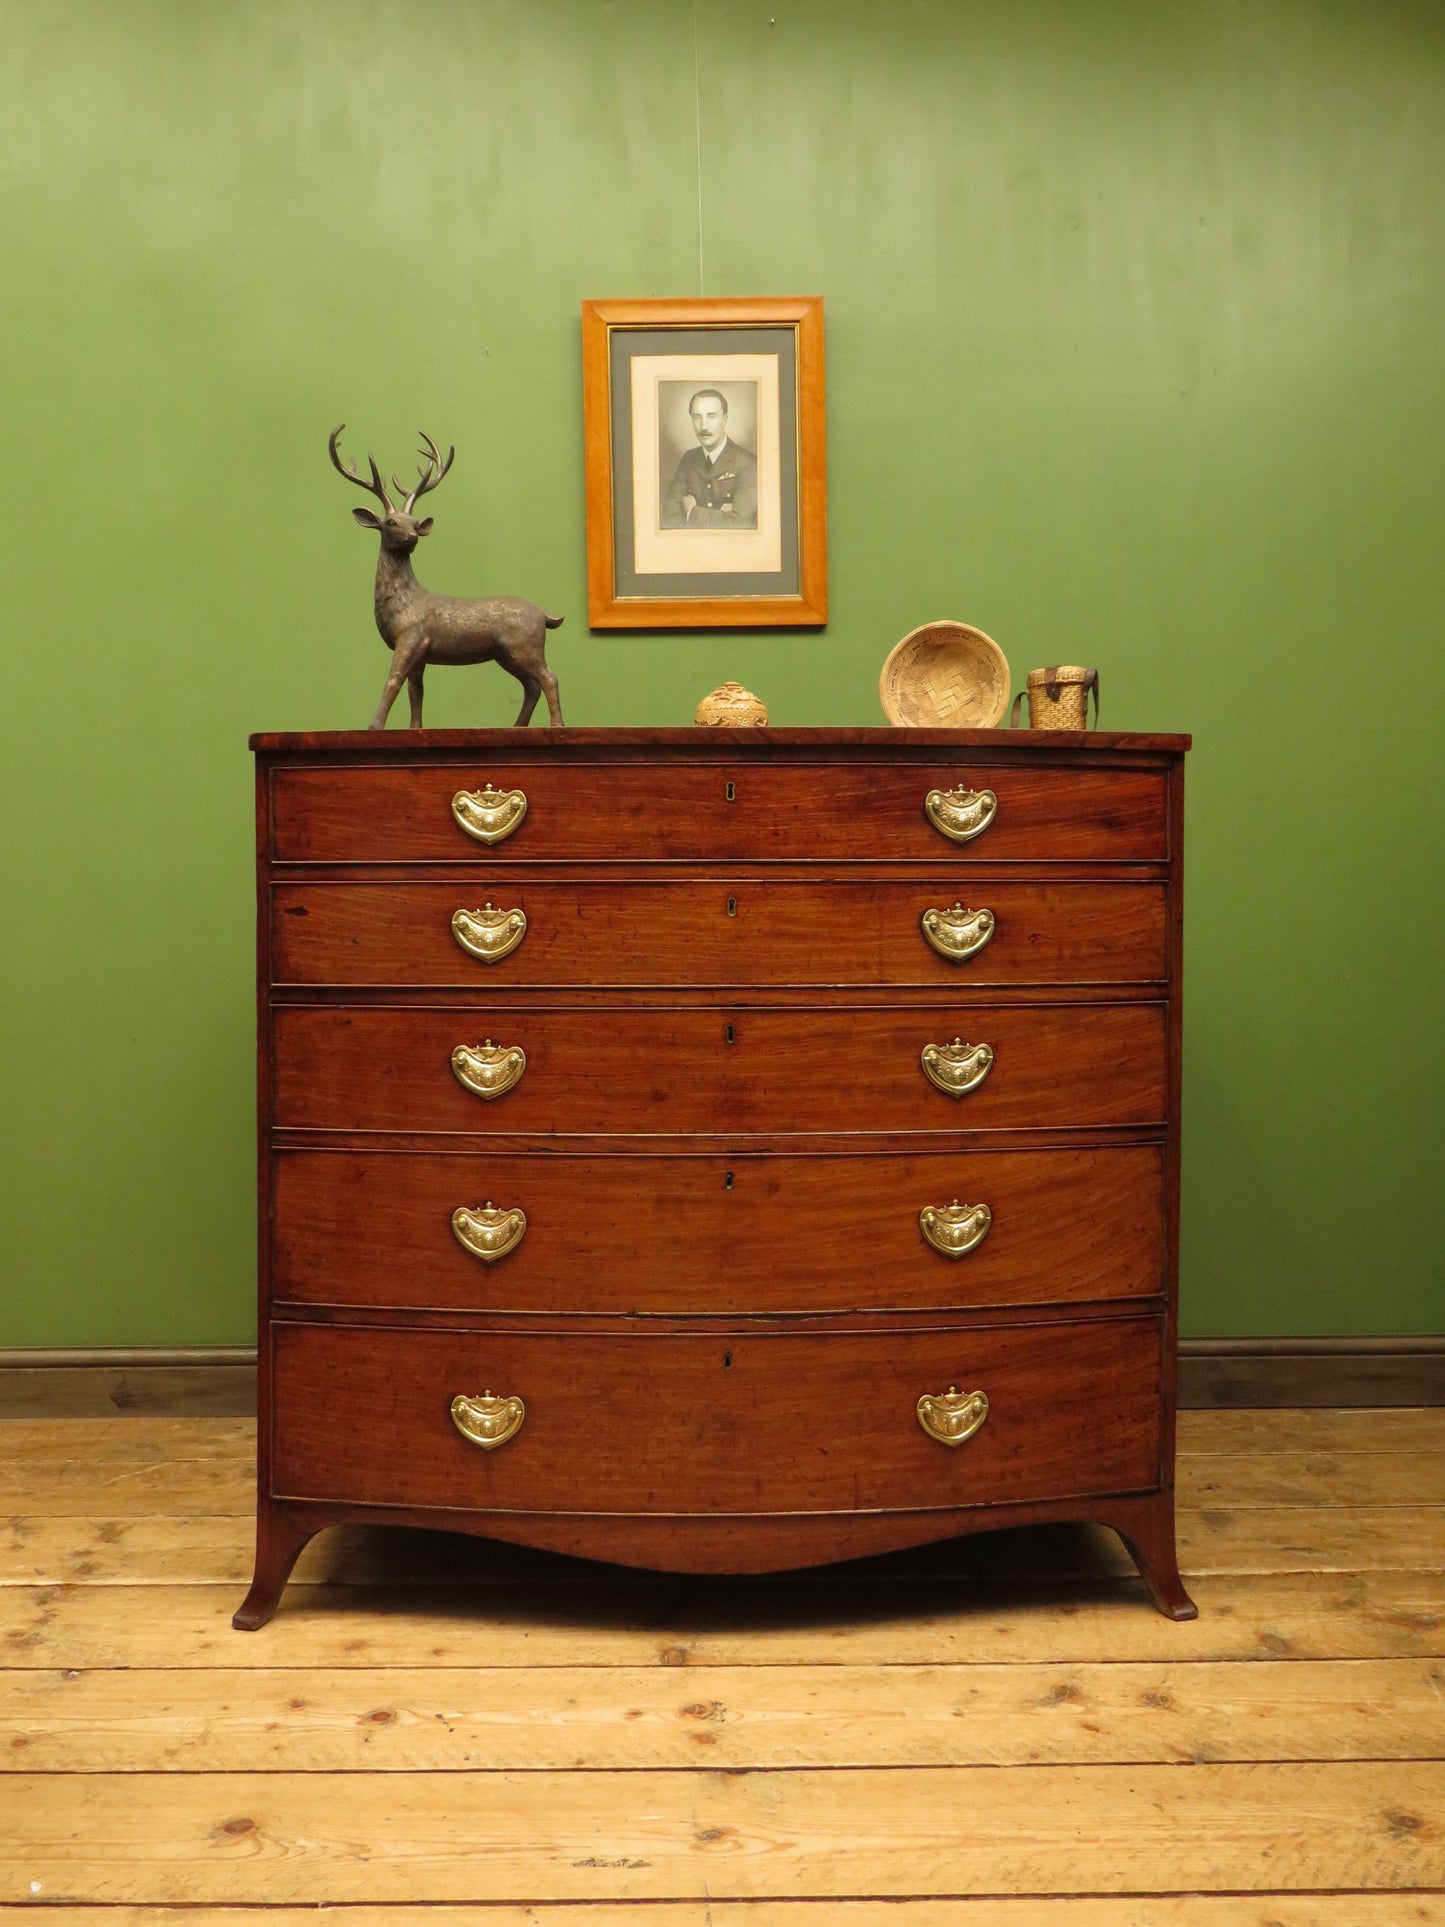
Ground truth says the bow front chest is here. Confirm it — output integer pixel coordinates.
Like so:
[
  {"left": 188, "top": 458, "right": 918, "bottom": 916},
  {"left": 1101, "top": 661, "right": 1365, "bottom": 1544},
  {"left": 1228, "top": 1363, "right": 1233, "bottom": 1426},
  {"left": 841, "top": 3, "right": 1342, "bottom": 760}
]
[{"left": 238, "top": 726, "right": 1194, "bottom": 1627}]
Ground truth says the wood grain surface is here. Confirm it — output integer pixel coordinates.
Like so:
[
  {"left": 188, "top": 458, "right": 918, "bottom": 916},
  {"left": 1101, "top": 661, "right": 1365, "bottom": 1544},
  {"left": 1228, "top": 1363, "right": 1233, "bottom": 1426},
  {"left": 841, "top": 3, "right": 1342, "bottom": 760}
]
[
  {"left": 2, "top": 1904, "right": 1437, "bottom": 1927},
  {"left": 2, "top": 1906, "right": 1439, "bottom": 1927},
  {"left": 271, "top": 998, "right": 1168, "bottom": 1134},
  {"left": 6, "top": 1500, "right": 1441, "bottom": 1588},
  {"left": 5, "top": 1655, "right": 1442, "bottom": 1771},
  {"left": 5, "top": 1567, "right": 1443, "bottom": 1666},
  {"left": 268, "top": 1315, "right": 1162, "bottom": 1519},
  {"left": 4, "top": 1404, "right": 1440, "bottom": 1463},
  {"left": 270, "top": 1144, "right": 1166, "bottom": 1314},
  {"left": 251, "top": 726, "right": 1193, "bottom": 752},
  {"left": 5, "top": 1433, "right": 1444, "bottom": 1515},
  {"left": 269, "top": 759, "right": 1168, "bottom": 864},
  {"left": 3, "top": 1762, "right": 1441, "bottom": 1902},
  {"left": 268, "top": 876, "right": 1169, "bottom": 988}
]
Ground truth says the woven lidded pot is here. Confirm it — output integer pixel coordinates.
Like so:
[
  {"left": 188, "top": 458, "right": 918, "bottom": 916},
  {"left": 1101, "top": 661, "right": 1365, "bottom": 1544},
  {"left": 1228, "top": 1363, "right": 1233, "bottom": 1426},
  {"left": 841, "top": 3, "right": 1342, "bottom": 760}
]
[
  {"left": 1012, "top": 665, "right": 1099, "bottom": 730},
  {"left": 695, "top": 682, "right": 768, "bottom": 727}
]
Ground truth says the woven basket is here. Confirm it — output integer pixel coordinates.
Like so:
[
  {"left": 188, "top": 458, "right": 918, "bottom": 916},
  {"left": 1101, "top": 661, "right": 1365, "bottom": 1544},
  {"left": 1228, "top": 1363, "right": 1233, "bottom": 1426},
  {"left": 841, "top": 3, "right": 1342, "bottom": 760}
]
[
  {"left": 1011, "top": 665, "right": 1099, "bottom": 731},
  {"left": 879, "top": 622, "right": 1010, "bottom": 728},
  {"left": 694, "top": 682, "right": 768, "bottom": 727}
]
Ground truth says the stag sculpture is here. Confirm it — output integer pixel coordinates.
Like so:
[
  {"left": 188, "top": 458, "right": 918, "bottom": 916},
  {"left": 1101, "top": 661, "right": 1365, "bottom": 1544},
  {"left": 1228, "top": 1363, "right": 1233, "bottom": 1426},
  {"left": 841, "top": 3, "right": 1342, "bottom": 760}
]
[{"left": 329, "top": 425, "right": 564, "bottom": 729}]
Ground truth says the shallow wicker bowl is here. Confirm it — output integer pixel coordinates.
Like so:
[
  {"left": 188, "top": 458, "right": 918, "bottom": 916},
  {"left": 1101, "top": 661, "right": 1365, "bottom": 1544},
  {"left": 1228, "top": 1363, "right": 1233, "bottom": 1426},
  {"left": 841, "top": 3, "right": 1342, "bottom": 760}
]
[{"left": 879, "top": 621, "right": 1010, "bottom": 729}]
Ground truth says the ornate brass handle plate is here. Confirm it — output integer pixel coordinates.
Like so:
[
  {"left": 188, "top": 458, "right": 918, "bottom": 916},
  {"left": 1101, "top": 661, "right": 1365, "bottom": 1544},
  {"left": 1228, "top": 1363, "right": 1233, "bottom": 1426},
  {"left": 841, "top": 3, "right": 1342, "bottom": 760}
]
[
  {"left": 451, "top": 784, "right": 528, "bottom": 845},
  {"left": 917, "top": 1386, "right": 989, "bottom": 1448},
  {"left": 924, "top": 785, "right": 998, "bottom": 844},
  {"left": 921, "top": 901, "right": 995, "bottom": 962},
  {"left": 921, "top": 1037, "right": 994, "bottom": 1097},
  {"left": 451, "top": 1040, "right": 527, "bottom": 1101},
  {"left": 450, "top": 1390, "right": 526, "bottom": 1451},
  {"left": 451, "top": 1201, "right": 527, "bottom": 1263},
  {"left": 452, "top": 902, "right": 527, "bottom": 962},
  {"left": 919, "top": 1199, "right": 992, "bottom": 1258}
]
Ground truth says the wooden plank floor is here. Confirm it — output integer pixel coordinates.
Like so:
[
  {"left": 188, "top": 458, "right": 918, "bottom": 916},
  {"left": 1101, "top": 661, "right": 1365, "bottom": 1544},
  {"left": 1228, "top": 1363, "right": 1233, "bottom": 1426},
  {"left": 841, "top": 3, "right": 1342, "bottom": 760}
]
[{"left": 0, "top": 1410, "right": 1441, "bottom": 1920}]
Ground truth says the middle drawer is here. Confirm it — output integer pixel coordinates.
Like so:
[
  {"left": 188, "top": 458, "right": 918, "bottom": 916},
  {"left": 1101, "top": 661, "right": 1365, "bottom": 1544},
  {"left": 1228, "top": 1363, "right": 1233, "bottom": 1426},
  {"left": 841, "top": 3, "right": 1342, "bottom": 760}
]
[
  {"left": 271, "top": 1144, "right": 1165, "bottom": 1315},
  {"left": 270, "top": 877, "right": 1167, "bottom": 988},
  {"left": 273, "top": 1001, "right": 1166, "bottom": 1135}
]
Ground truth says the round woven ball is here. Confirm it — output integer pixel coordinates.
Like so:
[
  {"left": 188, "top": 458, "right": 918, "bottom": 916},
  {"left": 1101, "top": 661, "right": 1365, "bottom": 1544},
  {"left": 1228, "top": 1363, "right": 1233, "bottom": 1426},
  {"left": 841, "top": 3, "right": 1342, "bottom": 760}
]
[
  {"left": 694, "top": 682, "right": 769, "bottom": 727},
  {"left": 879, "top": 622, "right": 1010, "bottom": 728}
]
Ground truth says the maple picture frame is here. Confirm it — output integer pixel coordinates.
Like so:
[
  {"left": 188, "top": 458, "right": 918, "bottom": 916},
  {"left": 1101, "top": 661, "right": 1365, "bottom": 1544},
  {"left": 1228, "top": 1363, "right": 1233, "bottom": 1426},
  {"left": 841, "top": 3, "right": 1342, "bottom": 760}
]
[{"left": 582, "top": 295, "right": 827, "bottom": 629}]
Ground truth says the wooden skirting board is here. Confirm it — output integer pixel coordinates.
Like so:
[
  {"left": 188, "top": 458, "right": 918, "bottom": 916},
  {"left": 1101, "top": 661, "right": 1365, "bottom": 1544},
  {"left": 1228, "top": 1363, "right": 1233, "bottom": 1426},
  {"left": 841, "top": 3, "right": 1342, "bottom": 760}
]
[
  {"left": 0, "top": 1338, "right": 1441, "bottom": 1418},
  {"left": 1179, "top": 1337, "right": 1445, "bottom": 1410}
]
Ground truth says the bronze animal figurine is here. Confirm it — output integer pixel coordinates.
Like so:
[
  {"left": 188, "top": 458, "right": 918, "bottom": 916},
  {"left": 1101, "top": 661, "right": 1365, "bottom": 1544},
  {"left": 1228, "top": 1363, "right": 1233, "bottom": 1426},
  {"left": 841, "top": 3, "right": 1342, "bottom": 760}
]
[{"left": 329, "top": 425, "right": 564, "bottom": 729}]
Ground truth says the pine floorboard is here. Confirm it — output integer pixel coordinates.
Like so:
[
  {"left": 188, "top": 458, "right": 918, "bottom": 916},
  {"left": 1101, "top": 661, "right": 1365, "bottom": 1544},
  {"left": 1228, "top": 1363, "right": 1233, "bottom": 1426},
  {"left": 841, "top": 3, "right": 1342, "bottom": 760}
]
[
  {"left": 0, "top": 1408, "right": 1441, "bottom": 1917},
  {"left": 1, "top": 1908, "right": 1441, "bottom": 1927}
]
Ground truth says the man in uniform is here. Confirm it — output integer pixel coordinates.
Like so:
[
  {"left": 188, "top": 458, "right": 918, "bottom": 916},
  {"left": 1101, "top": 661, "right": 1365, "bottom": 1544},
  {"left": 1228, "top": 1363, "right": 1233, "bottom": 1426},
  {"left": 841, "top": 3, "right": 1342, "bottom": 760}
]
[{"left": 661, "top": 388, "right": 758, "bottom": 528}]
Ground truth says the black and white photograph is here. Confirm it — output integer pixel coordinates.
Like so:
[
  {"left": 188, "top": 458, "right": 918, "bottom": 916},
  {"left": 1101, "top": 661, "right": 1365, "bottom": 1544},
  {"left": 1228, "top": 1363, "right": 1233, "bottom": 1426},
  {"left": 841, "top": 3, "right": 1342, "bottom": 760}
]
[{"left": 657, "top": 380, "right": 759, "bottom": 530}]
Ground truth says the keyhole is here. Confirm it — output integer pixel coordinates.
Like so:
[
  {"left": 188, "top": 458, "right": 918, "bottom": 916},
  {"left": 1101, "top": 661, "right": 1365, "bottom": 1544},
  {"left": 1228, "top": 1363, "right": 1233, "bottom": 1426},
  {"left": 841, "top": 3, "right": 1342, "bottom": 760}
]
[
  {"left": 724, "top": 1023, "right": 736, "bottom": 1044},
  {"left": 725, "top": 781, "right": 736, "bottom": 802},
  {"left": 723, "top": 1352, "right": 733, "bottom": 1369},
  {"left": 724, "top": 1170, "right": 734, "bottom": 1189},
  {"left": 726, "top": 896, "right": 737, "bottom": 917}
]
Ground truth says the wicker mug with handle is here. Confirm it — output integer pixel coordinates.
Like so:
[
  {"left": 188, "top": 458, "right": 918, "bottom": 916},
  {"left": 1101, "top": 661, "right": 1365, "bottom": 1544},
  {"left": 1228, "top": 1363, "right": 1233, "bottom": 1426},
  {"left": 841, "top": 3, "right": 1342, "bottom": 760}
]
[{"left": 1010, "top": 665, "right": 1100, "bottom": 730}]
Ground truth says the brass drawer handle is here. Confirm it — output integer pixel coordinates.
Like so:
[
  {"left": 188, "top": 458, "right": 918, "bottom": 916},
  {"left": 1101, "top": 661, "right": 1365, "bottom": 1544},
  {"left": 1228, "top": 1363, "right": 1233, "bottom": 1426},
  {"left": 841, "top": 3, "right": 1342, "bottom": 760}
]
[
  {"left": 451, "top": 1040, "right": 526, "bottom": 1100},
  {"left": 452, "top": 1201, "right": 527, "bottom": 1263},
  {"left": 452, "top": 902, "right": 527, "bottom": 962},
  {"left": 925, "top": 785, "right": 997, "bottom": 844},
  {"left": 921, "top": 901, "right": 995, "bottom": 962},
  {"left": 921, "top": 1037, "right": 994, "bottom": 1097},
  {"left": 450, "top": 1390, "right": 526, "bottom": 1451},
  {"left": 917, "top": 1386, "right": 989, "bottom": 1448},
  {"left": 919, "top": 1199, "right": 992, "bottom": 1258},
  {"left": 452, "top": 784, "right": 528, "bottom": 845}
]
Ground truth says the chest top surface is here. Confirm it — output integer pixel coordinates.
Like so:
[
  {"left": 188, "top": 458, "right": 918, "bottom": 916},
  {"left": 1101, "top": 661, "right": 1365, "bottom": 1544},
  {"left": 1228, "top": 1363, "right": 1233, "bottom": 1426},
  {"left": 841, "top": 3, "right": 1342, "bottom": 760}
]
[{"left": 251, "top": 726, "right": 1190, "bottom": 757}]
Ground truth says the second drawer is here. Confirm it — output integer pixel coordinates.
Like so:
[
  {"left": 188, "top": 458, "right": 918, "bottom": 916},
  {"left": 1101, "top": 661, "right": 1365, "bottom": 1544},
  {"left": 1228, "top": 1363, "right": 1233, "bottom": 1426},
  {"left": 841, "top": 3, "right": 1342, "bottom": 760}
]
[
  {"left": 270, "top": 878, "right": 1167, "bottom": 988},
  {"left": 271, "top": 1144, "right": 1166, "bottom": 1315}
]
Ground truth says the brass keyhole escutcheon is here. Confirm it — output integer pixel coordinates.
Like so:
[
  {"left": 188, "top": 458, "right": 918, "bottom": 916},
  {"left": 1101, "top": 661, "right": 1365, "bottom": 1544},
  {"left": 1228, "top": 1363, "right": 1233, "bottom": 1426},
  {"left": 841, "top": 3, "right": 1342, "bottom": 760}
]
[
  {"left": 724, "top": 1022, "right": 736, "bottom": 1044},
  {"left": 726, "top": 896, "right": 737, "bottom": 917},
  {"left": 725, "top": 781, "right": 737, "bottom": 802},
  {"left": 724, "top": 1170, "right": 734, "bottom": 1189}
]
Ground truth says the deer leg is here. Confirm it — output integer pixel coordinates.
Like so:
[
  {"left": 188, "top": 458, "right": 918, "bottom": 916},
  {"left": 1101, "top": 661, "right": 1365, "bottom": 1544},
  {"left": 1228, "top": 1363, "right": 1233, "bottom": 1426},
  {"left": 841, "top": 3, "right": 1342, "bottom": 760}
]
[
  {"left": 370, "top": 637, "right": 425, "bottom": 731},
  {"left": 370, "top": 659, "right": 408, "bottom": 731},
  {"left": 539, "top": 665, "right": 564, "bottom": 728},
  {"left": 511, "top": 673, "right": 542, "bottom": 728},
  {"left": 407, "top": 663, "right": 426, "bottom": 729}
]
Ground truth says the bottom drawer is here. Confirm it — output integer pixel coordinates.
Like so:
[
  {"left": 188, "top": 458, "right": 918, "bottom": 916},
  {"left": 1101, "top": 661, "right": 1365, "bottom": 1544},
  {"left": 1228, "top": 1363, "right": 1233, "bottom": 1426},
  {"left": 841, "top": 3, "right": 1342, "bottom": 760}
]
[{"left": 271, "top": 1316, "right": 1162, "bottom": 1516}]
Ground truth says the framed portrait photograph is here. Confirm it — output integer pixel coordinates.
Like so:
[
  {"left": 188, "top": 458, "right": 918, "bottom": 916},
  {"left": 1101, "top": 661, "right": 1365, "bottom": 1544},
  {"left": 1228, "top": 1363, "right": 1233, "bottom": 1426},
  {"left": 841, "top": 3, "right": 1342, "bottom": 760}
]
[{"left": 582, "top": 295, "right": 826, "bottom": 629}]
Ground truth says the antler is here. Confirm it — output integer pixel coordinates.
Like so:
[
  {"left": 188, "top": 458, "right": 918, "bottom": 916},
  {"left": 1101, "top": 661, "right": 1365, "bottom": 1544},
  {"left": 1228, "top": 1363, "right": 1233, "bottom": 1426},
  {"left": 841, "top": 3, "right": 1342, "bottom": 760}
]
[
  {"left": 328, "top": 424, "right": 395, "bottom": 514},
  {"left": 394, "top": 431, "right": 456, "bottom": 514}
]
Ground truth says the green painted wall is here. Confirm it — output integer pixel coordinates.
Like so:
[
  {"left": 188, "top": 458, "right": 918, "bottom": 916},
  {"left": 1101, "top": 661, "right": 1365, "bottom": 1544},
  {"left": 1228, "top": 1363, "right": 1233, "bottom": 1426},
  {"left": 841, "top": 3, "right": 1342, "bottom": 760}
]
[{"left": 2, "top": 0, "right": 1441, "bottom": 1345}]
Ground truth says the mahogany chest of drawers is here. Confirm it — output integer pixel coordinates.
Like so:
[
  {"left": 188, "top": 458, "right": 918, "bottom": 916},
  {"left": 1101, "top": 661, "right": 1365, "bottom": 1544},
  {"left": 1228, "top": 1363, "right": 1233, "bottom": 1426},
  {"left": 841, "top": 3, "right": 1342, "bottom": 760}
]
[{"left": 237, "top": 726, "right": 1194, "bottom": 1627}]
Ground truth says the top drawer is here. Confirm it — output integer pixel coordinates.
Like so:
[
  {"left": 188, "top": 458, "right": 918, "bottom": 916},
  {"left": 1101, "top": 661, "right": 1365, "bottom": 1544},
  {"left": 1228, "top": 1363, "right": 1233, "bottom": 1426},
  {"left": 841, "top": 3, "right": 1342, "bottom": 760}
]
[{"left": 268, "top": 760, "right": 1168, "bottom": 866}]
